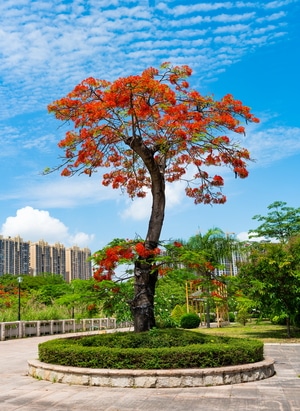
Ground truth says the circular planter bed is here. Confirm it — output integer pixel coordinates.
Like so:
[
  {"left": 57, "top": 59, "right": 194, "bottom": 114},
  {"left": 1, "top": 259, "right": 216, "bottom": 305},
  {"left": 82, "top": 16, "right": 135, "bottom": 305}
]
[{"left": 29, "top": 329, "right": 275, "bottom": 387}]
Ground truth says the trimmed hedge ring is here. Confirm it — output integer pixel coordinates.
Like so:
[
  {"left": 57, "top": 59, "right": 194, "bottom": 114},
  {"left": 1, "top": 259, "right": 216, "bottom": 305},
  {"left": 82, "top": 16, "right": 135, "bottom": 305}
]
[{"left": 38, "top": 329, "right": 264, "bottom": 370}]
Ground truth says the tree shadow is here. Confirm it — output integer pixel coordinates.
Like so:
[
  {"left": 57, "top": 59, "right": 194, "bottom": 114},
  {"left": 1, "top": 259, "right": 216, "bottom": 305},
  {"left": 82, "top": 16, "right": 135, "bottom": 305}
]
[{"left": 242, "top": 326, "right": 300, "bottom": 341}]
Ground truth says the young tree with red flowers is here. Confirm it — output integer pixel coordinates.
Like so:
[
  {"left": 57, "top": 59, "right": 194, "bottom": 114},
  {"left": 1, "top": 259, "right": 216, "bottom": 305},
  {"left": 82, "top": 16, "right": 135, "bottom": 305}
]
[{"left": 48, "top": 62, "right": 259, "bottom": 332}]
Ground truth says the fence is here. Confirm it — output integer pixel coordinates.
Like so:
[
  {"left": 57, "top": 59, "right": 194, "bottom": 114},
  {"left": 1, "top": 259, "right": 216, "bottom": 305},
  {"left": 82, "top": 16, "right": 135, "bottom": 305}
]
[{"left": 0, "top": 318, "right": 133, "bottom": 341}]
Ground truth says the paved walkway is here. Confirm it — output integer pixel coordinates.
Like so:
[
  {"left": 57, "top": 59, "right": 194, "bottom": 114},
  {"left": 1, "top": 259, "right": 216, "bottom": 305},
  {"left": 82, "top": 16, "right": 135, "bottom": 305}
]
[{"left": 1, "top": 334, "right": 300, "bottom": 411}]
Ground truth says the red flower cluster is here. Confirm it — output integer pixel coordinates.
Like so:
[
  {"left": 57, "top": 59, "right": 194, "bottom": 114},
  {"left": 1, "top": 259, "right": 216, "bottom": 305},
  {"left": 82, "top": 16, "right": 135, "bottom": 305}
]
[
  {"left": 93, "top": 241, "right": 161, "bottom": 282},
  {"left": 173, "top": 241, "right": 183, "bottom": 247},
  {"left": 135, "top": 242, "right": 160, "bottom": 258},
  {"left": 204, "top": 261, "right": 215, "bottom": 272},
  {"left": 211, "top": 291, "right": 223, "bottom": 299}
]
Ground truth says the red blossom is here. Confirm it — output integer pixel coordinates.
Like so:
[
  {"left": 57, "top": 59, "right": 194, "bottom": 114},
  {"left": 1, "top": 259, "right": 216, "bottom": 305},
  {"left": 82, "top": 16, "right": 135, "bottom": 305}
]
[
  {"left": 174, "top": 241, "right": 183, "bottom": 247},
  {"left": 158, "top": 267, "right": 171, "bottom": 276},
  {"left": 92, "top": 240, "right": 161, "bottom": 281},
  {"left": 205, "top": 261, "right": 215, "bottom": 271},
  {"left": 49, "top": 62, "right": 258, "bottom": 207}
]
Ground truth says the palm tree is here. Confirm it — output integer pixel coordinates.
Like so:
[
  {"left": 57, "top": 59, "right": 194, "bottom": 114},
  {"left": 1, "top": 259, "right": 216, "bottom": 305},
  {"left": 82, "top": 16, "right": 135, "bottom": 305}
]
[{"left": 185, "top": 228, "right": 237, "bottom": 327}]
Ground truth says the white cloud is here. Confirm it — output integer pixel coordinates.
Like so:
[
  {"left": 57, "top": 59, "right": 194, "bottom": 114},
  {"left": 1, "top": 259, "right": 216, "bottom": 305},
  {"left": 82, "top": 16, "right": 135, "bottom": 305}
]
[
  {"left": 236, "top": 231, "right": 260, "bottom": 242},
  {"left": 0, "top": 0, "right": 292, "bottom": 123},
  {"left": 0, "top": 206, "right": 94, "bottom": 247},
  {"left": 5, "top": 174, "right": 121, "bottom": 209},
  {"left": 245, "top": 123, "right": 300, "bottom": 166},
  {"left": 212, "top": 12, "right": 256, "bottom": 22},
  {"left": 69, "top": 232, "right": 94, "bottom": 247},
  {"left": 120, "top": 181, "right": 186, "bottom": 221},
  {"left": 237, "top": 231, "right": 278, "bottom": 243},
  {"left": 121, "top": 191, "right": 152, "bottom": 221},
  {"left": 214, "top": 24, "right": 250, "bottom": 33},
  {"left": 256, "top": 11, "right": 286, "bottom": 21},
  {"left": 264, "top": 2, "right": 291, "bottom": 10}
]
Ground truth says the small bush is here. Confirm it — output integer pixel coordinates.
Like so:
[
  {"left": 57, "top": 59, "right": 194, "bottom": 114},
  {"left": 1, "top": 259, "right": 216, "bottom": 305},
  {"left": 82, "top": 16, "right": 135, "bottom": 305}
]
[
  {"left": 170, "top": 304, "right": 185, "bottom": 323},
  {"left": 236, "top": 308, "right": 249, "bottom": 326},
  {"left": 180, "top": 313, "right": 200, "bottom": 329},
  {"left": 229, "top": 312, "right": 235, "bottom": 322},
  {"left": 155, "top": 316, "right": 177, "bottom": 329}
]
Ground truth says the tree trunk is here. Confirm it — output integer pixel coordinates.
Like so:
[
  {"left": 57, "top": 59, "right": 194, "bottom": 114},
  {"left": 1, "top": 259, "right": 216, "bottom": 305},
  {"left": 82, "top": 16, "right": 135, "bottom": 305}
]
[
  {"left": 130, "top": 163, "right": 164, "bottom": 331},
  {"left": 127, "top": 139, "right": 166, "bottom": 332},
  {"left": 130, "top": 260, "right": 158, "bottom": 332},
  {"left": 206, "top": 300, "right": 211, "bottom": 328},
  {"left": 286, "top": 316, "right": 291, "bottom": 338}
]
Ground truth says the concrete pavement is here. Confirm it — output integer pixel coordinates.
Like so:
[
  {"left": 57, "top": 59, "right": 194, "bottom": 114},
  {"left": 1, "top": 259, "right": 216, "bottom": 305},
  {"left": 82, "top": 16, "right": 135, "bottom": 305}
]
[{"left": 1, "top": 334, "right": 300, "bottom": 411}]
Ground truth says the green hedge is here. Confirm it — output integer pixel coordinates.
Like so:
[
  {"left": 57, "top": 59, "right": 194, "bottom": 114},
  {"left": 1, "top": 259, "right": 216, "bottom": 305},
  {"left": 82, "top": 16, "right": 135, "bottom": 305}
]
[{"left": 38, "top": 329, "right": 263, "bottom": 370}]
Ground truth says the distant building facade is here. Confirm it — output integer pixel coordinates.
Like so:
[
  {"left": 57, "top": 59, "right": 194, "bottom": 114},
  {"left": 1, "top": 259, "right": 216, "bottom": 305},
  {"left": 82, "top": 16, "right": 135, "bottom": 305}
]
[
  {"left": 0, "top": 235, "right": 30, "bottom": 276},
  {"left": 216, "top": 249, "right": 248, "bottom": 277},
  {"left": 29, "top": 240, "right": 67, "bottom": 279},
  {"left": 65, "top": 246, "right": 92, "bottom": 282},
  {"left": 0, "top": 235, "right": 92, "bottom": 282}
]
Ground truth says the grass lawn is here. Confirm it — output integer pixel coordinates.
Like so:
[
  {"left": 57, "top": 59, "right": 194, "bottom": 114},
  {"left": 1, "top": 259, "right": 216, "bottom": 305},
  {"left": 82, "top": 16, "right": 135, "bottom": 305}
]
[{"left": 196, "top": 320, "right": 300, "bottom": 343}]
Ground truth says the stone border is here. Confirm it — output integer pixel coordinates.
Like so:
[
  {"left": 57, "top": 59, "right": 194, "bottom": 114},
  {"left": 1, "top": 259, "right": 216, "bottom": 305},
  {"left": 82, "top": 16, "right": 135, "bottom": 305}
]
[{"left": 28, "top": 357, "right": 275, "bottom": 388}]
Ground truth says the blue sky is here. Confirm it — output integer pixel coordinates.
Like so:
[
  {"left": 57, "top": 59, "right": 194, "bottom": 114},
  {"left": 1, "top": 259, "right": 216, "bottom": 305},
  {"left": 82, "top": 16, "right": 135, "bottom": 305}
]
[{"left": 0, "top": 0, "right": 299, "bottom": 253}]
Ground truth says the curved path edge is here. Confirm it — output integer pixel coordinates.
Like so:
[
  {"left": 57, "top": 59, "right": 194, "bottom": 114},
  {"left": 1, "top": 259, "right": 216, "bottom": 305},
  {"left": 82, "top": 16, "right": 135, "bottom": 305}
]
[{"left": 28, "top": 357, "right": 275, "bottom": 388}]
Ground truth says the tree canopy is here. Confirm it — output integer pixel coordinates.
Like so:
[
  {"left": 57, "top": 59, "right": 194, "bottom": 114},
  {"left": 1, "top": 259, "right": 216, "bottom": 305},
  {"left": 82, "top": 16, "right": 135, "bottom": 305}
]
[
  {"left": 48, "top": 62, "right": 259, "bottom": 331},
  {"left": 238, "top": 236, "right": 300, "bottom": 336},
  {"left": 249, "top": 201, "right": 300, "bottom": 243}
]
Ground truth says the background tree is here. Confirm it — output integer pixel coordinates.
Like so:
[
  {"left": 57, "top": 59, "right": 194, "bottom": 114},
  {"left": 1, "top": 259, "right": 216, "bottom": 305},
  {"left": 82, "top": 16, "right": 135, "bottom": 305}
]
[
  {"left": 238, "top": 235, "right": 300, "bottom": 337},
  {"left": 166, "top": 229, "right": 234, "bottom": 327},
  {"left": 154, "top": 268, "right": 197, "bottom": 328},
  {"left": 249, "top": 201, "right": 300, "bottom": 243},
  {"left": 48, "top": 62, "right": 259, "bottom": 332},
  {"left": 184, "top": 228, "right": 237, "bottom": 327},
  {"left": 186, "top": 228, "right": 236, "bottom": 270}
]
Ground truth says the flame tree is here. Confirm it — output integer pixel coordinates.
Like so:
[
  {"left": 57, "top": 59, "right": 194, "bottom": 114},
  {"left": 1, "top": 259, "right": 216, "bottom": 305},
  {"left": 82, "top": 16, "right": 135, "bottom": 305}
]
[{"left": 48, "top": 62, "right": 259, "bottom": 332}]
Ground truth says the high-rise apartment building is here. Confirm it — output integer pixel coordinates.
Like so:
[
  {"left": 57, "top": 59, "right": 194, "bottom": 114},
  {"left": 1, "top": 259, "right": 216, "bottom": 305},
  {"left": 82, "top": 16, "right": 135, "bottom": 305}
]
[
  {"left": 30, "top": 240, "right": 52, "bottom": 276},
  {"left": 30, "top": 241, "right": 92, "bottom": 282},
  {"left": 29, "top": 240, "right": 67, "bottom": 279},
  {"left": 0, "top": 235, "right": 30, "bottom": 276},
  {"left": 65, "top": 246, "right": 92, "bottom": 282},
  {"left": 51, "top": 243, "right": 66, "bottom": 278},
  {"left": 0, "top": 235, "right": 92, "bottom": 282}
]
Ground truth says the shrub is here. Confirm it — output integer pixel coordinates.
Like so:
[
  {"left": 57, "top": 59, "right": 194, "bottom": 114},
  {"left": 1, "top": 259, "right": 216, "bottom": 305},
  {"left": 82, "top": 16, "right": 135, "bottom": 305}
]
[
  {"left": 228, "top": 312, "right": 235, "bottom": 322},
  {"left": 171, "top": 304, "right": 185, "bottom": 323},
  {"left": 38, "top": 328, "right": 264, "bottom": 370},
  {"left": 155, "top": 316, "right": 177, "bottom": 329},
  {"left": 180, "top": 313, "right": 200, "bottom": 329},
  {"left": 236, "top": 308, "right": 249, "bottom": 326},
  {"left": 271, "top": 314, "right": 287, "bottom": 325}
]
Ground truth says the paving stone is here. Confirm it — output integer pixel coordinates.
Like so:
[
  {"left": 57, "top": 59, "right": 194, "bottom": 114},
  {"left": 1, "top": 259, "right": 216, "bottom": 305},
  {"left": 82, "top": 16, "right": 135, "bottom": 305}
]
[{"left": 1, "top": 335, "right": 300, "bottom": 410}]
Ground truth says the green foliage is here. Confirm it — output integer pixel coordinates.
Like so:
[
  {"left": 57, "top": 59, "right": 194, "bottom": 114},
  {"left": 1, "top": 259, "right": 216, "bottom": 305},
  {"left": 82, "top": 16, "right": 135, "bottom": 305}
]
[
  {"left": 93, "top": 279, "right": 133, "bottom": 322},
  {"left": 0, "top": 276, "right": 133, "bottom": 322},
  {"left": 249, "top": 201, "right": 300, "bottom": 243},
  {"left": 180, "top": 313, "right": 201, "bottom": 329},
  {"left": 271, "top": 314, "right": 288, "bottom": 325},
  {"left": 228, "top": 312, "right": 235, "bottom": 322},
  {"left": 236, "top": 307, "right": 249, "bottom": 326},
  {"left": 38, "top": 329, "right": 263, "bottom": 369},
  {"left": 154, "top": 269, "right": 195, "bottom": 327},
  {"left": 238, "top": 236, "right": 300, "bottom": 336},
  {"left": 36, "top": 283, "right": 70, "bottom": 305},
  {"left": 171, "top": 304, "right": 186, "bottom": 323},
  {"left": 185, "top": 228, "right": 237, "bottom": 273},
  {"left": 78, "top": 328, "right": 206, "bottom": 348}
]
